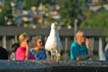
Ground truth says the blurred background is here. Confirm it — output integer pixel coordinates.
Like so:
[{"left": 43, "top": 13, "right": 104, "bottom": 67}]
[{"left": 0, "top": 0, "right": 108, "bottom": 60}]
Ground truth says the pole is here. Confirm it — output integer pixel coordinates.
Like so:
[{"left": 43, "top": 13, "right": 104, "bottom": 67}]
[
  {"left": 2, "top": 36, "right": 6, "bottom": 49},
  {"left": 98, "top": 37, "right": 105, "bottom": 60},
  {"left": 64, "top": 37, "right": 68, "bottom": 60},
  {"left": 15, "top": 35, "right": 18, "bottom": 43},
  {"left": 74, "top": 19, "right": 78, "bottom": 40}
]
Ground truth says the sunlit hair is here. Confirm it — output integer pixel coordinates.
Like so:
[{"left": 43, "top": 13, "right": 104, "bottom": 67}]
[
  {"left": 31, "top": 36, "right": 43, "bottom": 48},
  {"left": 75, "top": 31, "right": 84, "bottom": 40},
  {"left": 18, "top": 33, "right": 29, "bottom": 43}
]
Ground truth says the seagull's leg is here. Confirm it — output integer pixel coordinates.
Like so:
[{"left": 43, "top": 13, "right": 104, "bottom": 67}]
[{"left": 46, "top": 50, "right": 51, "bottom": 60}]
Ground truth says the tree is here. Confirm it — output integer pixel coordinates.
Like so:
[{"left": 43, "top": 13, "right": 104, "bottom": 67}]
[
  {"left": 80, "top": 9, "right": 108, "bottom": 28},
  {"left": 0, "top": 0, "right": 11, "bottom": 25},
  {"left": 59, "top": 0, "right": 85, "bottom": 27},
  {"left": 21, "top": 0, "right": 49, "bottom": 10}
]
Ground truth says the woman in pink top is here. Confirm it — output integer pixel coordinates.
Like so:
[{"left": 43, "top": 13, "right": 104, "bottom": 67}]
[{"left": 16, "top": 33, "right": 29, "bottom": 60}]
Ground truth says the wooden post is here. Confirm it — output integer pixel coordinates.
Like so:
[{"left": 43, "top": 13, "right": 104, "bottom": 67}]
[
  {"left": 98, "top": 37, "right": 105, "bottom": 60},
  {"left": 15, "top": 35, "right": 18, "bottom": 43},
  {"left": 74, "top": 19, "right": 78, "bottom": 40},
  {"left": 64, "top": 37, "right": 68, "bottom": 60},
  {"left": 65, "top": 37, "right": 68, "bottom": 52},
  {"left": 2, "top": 36, "right": 6, "bottom": 49}
]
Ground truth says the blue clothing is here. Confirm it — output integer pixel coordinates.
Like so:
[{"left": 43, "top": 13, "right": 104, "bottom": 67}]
[
  {"left": 29, "top": 48, "right": 47, "bottom": 60},
  {"left": 105, "top": 49, "right": 108, "bottom": 60},
  {"left": 70, "top": 41, "right": 89, "bottom": 60}
]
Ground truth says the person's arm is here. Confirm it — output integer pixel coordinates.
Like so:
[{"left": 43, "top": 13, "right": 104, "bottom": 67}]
[
  {"left": 72, "top": 47, "right": 80, "bottom": 60},
  {"left": 85, "top": 38, "right": 90, "bottom": 49},
  {"left": 79, "top": 54, "right": 89, "bottom": 60},
  {"left": 25, "top": 43, "right": 29, "bottom": 60},
  {"left": 76, "top": 53, "right": 89, "bottom": 60},
  {"left": 72, "top": 46, "right": 88, "bottom": 60}
]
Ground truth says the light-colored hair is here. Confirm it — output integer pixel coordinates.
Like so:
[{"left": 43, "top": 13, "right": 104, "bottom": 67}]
[
  {"left": 18, "top": 33, "right": 29, "bottom": 43},
  {"left": 31, "top": 36, "right": 43, "bottom": 48},
  {"left": 75, "top": 31, "right": 84, "bottom": 40}
]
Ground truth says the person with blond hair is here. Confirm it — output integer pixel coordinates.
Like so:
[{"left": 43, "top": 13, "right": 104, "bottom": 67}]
[
  {"left": 70, "top": 31, "right": 89, "bottom": 60},
  {"left": 16, "top": 33, "right": 29, "bottom": 60}
]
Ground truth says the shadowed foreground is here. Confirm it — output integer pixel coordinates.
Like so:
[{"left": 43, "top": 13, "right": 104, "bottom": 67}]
[{"left": 0, "top": 60, "right": 108, "bottom": 72}]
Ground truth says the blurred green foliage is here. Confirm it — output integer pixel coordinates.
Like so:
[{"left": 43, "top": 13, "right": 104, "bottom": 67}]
[
  {"left": 0, "top": 0, "right": 11, "bottom": 25},
  {"left": 59, "top": 0, "right": 84, "bottom": 27},
  {"left": 0, "top": 0, "right": 108, "bottom": 28},
  {"left": 81, "top": 9, "right": 108, "bottom": 28}
]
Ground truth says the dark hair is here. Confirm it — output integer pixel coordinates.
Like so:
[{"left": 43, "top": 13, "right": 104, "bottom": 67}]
[
  {"left": 8, "top": 43, "right": 19, "bottom": 60},
  {"left": 11, "top": 43, "right": 19, "bottom": 52},
  {"left": 0, "top": 46, "right": 8, "bottom": 60}
]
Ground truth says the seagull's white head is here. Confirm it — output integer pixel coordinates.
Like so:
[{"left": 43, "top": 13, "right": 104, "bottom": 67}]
[{"left": 51, "top": 22, "right": 58, "bottom": 30}]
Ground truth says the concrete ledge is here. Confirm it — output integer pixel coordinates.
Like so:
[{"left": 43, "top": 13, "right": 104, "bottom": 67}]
[{"left": 0, "top": 60, "right": 108, "bottom": 72}]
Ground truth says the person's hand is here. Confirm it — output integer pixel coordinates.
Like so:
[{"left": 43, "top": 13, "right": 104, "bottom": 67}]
[
  {"left": 76, "top": 56, "right": 80, "bottom": 61},
  {"left": 25, "top": 42, "right": 29, "bottom": 60},
  {"left": 85, "top": 38, "right": 90, "bottom": 48}
]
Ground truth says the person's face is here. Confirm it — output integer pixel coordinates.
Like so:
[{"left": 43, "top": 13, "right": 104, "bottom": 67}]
[
  {"left": 20, "top": 38, "right": 28, "bottom": 48},
  {"left": 9, "top": 52, "right": 15, "bottom": 60},
  {"left": 78, "top": 33, "right": 84, "bottom": 43},
  {"left": 36, "top": 39, "right": 43, "bottom": 48}
]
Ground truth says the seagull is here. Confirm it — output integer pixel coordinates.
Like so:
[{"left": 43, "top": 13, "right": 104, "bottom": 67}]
[{"left": 45, "top": 22, "right": 63, "bottom": 61}]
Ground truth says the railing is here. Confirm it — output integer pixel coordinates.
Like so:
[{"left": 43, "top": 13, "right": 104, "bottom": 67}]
[{"left": 0, "top": 26, "right": 108, "bottom": 60}]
